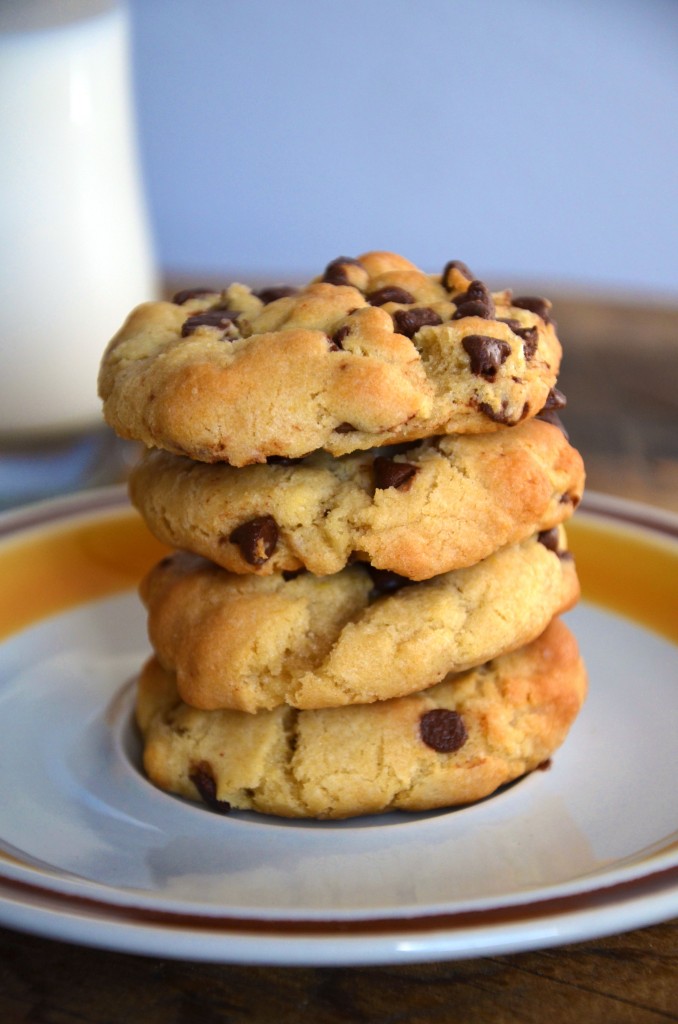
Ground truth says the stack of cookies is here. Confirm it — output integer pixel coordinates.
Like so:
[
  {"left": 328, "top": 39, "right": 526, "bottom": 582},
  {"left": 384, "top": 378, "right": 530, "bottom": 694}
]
[{"left": 98, "top": 250, "right": 587, "bottom": 819}]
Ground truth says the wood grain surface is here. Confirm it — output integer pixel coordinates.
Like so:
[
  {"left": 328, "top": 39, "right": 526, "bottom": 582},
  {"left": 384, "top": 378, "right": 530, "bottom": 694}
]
[
  {"left": 0, "top": 291, "right": 676, "bottom": 1022},
  {"left": 1, "top": 920, "right": 676, "bottom": 1023},
  {"left": 555, "top": 292, "right": 678, "bottom": 514}
]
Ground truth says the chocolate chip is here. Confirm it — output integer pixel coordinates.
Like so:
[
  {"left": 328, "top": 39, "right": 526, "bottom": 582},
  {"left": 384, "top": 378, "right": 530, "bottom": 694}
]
[
  {"left": 536, "top": 389, "right": 567, "bottom": 433},
  {"left": 419, "top": 709, "right": 468, "bottom": 753},
  {"left": 254, "top": 285, "right": 299, "bottom": 304},
  {"left": 322, "top": 256, "right": 364, "bottom": 286},
  {"left": 282, "top": 568, "right": 306, "bottom": 581},
  {"left": 393, "top": 307, "right": 443, "bottom": 338},
  {"left": 452, "top": 300, "right": 489, "bottom": 319},
  {"left": 498, "top": 319, "right": 539, "bottom": 360},
  {"left": 536, "top": 409, "right": 569, "bottom": 438},
  {"left": 373, "top": 456, "right": 419, "bottom": 491},
  {"left": 189, "top": 762, "right": 217, "bottom": 801},
  {"left": 512, "top": 296, "right": 553, "bottom": 324},
  {"left": 365, "top": 565, "right": 413, "bottom": 599},
  {"left": 181, "top": 309, "right": 240, "bottom": 337},
  {"left": 452, "top": 280, "right": 496, "bottom": 320},
  {"left": 537, "top": 527, "right": 562, "bottom": 554},
  {"left": 477, "top": 399, "right": 527, "bottom": 425},
  {"left": 172, "top": 288, "right": 216, "bottom": 305},
  {"left": 441, "top": 260, "right": 474, "bottom": 290},
  {"left": 367, "top": 286, "right": 416, "bottom": 306},
  {"left": 189, "top": 762, "right": 231, "bottom": 814},
  {"left": 542, "top": 387, "right": 567, "bottom": 411},
  {"left": 542, "top": 532, "right": 572, "bottom": 564},
  {"left": 462, "top": 335, "right": 511, "bottom": 379},
  {"left": 519, "top": 327, "right": 539, "bottom": 360},
  {"left": 334, "top": 422, "right": 357, "bottom": 433},
  {"left": 478, "top": 400, "right": 509, "bottom": 424},
  {"left": 330, "top": 325, "right": 351, "bottom": 350},
  {"left": 229, "top": 515, "right": 279, "bottom": 565},
  {"left": 458, "top": 280, "right": 492, "bottom": 305}
]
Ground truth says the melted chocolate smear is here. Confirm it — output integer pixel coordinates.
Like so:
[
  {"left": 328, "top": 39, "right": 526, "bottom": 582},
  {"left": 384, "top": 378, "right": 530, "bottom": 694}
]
[
  {"left": 229, "top": 515, "right": 279, "bottom": 565},
  {"left": 181, "top": 309, "right": 240, "bottom": 337},
  {"left": 393, "top": 307, "right": 443, "bottom": 338},
  {"left": 419, "top": 709, "right": 468, "bottom": 753},
  {"left": 189, "top": 762, "right": 232, "bottom": 814},
  {"left": 172, "top": 288, "right": 216, "bottom": 305},
  {"left": 334, "top": 422, "right": 357, "bottom": 434},
  {"left": 254, "top": 285, "right": 299, "bottom": 305},
  {"left": 322, "top": 256, "right": 364, "bottom": 287},
  {"left": 367, "top": 286, "right": 416, "bottom": 306},
  {"left": 373, "top": 456, "right": 419, "bottom": 491},
  {"left": 462, "top": 335, "right": 511, "bottom": 379}
]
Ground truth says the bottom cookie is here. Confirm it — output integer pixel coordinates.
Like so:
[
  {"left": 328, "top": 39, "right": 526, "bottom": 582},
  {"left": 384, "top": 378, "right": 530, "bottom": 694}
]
[{"left": 136, "top": 618, "right": 587, "bottom": 820}]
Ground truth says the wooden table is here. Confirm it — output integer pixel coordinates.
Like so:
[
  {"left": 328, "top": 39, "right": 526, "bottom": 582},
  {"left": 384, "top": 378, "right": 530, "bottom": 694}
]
[{"left": 1, "top": 292, "right": 676, "bottom": 1022}]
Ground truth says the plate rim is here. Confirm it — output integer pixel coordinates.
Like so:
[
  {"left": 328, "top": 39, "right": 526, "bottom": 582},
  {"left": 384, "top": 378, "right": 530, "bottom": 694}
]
[
  {"left": 0, "top": 485, "right": 676, "bottom": 963},
  {"left": 0, "top": 863, "right": 676, "bottom": 966}
]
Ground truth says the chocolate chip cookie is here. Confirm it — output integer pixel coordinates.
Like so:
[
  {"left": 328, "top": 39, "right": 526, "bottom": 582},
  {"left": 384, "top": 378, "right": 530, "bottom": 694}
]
[
  {"left": 140, "top": 531, "right": 579, "bottom": 712},
  {"left": 98, "top": 252, "right": 562, "bottom": 466},
  {"left": 130, "top": 418, "right": 584, "bottom": 580},
  {"left": 135, "top": 617, "right": 587, "bottom": 819}
]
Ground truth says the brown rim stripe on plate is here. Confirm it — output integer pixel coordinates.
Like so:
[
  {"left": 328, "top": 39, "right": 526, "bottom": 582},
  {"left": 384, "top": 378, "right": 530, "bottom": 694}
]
[{"left": 1, "top": 865, "right": 677, "bottom": 939}]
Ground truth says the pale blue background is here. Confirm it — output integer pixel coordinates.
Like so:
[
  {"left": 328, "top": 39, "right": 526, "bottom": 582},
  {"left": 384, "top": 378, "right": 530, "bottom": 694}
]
[{"left": 128, "top": 0, "right": 678, "bottom": 298}]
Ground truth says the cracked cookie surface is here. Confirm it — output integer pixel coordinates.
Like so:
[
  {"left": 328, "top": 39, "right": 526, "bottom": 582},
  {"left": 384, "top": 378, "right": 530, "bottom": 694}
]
[
  {"left": 136, "top": 617, "right": 587, "bottom": 819},
  {"left": 99, "top": 251, "right": 562, "bottom": 465},
  {"left": 140, "top": 531, "right": 580, "bottom": 712},
  {"left": 130, "top": 418, "right": 584, "bottom": 580}
]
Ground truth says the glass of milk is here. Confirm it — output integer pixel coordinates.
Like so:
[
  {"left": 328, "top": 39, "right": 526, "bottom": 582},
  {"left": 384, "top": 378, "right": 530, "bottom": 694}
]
[{"left": 0, "top": 0, "right": 158, "bottom": 508}]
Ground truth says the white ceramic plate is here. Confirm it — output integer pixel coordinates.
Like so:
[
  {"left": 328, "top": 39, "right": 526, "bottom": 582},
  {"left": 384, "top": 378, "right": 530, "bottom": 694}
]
[{"left": 0, "top": 487, "right": 676, "bottom": 965}]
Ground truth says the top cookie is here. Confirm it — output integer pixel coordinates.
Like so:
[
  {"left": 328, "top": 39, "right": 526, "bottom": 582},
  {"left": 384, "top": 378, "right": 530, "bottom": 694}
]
[{"left": 98, "top": 251, "right": 563, "bottom": 466}]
